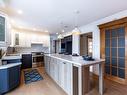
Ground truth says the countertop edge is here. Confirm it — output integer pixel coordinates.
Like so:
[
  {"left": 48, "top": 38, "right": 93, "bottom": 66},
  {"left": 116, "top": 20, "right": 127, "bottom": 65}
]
[
  {"left": 44, "top": 54, "right": 105, "bottom": 67},
  {"left": 0, "top": 62, "right": 22, "bottom": 70}
]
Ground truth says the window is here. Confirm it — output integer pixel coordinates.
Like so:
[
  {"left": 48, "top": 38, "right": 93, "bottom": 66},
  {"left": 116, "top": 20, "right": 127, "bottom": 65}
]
[{"left": 0, "top": 16, "right": 5, "bottom": 42}]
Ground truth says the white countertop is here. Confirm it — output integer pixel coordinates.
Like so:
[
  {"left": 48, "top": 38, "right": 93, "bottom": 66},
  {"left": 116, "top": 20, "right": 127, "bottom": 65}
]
[
  {"left": 0, "top": 54, "right": 22, "bottom": 69},
  {"left": 0, "top": 62, "right": 22, "bottom": 69},
  {"left": 2, "top": 55, "right": 22, "bottom": 60},
  {"left": 2, "top": 53, "right": 22, "bottom": 60},
  {"left": 45, "top": 54, "right": 105, "bottom": 67}
]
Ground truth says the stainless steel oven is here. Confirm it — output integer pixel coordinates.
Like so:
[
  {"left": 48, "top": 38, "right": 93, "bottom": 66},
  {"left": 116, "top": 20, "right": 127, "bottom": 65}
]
[{"left": 32, "top": 52, "right": 44, "bottom": 67}]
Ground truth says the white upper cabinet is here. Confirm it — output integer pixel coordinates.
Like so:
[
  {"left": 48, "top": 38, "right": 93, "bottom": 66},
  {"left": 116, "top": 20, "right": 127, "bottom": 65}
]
[
  {"left": 0, "top": 13, "right": 11, "bottom": 47},
  {"left": 11, "top": 28, "right": 50, "bottom": 47}
]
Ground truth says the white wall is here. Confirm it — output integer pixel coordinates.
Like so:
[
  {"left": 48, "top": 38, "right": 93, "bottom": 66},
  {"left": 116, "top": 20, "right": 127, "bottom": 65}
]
[
  {"left": 78, "top": 10, "right": 127, "bottom": 75},
  {"left": 11, "top": 28, "right": 50, "bottom": 48}
]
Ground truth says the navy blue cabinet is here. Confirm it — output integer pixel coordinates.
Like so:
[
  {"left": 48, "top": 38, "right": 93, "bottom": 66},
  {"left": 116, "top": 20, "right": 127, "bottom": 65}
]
[
  {"left": 8, "top": 66, "right": 20, "bottom": 90},
  {"left": 22, "top": 54, "right": 32, "bottom": 69},
  {"left": 0, "top": 69, "right": 8, "bottom": 94},
  {"left": 61, "top": 35, "right": 72, "bottom": 54},
  {"left": 2, "top": 59, "right": 21, "bottom": 64},
  {"left": 0, "top": 65, "right": 21, "bottom": 94}
]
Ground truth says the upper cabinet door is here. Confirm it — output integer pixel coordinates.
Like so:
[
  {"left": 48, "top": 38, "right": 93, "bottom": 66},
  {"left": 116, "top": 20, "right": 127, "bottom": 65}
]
[
  {"left": 0, "top": 16, "right": 5, "bottom": 42},
  {"left": 0, "top": 13, "right": 11, "bottom": 47}
]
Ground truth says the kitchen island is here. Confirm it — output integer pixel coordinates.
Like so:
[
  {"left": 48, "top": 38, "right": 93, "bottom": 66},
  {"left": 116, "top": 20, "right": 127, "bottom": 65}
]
[
  {"left": 0, "top": 55, "right": 22, "bottom": 94},
  {"left": 44, "top": 54, "right": 105, "bottom": 95}
]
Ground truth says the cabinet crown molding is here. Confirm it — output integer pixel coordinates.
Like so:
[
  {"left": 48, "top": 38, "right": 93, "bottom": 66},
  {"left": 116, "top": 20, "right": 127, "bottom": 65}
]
[{"left": 98, "top": 17, "right": 127, "bottom": 29}]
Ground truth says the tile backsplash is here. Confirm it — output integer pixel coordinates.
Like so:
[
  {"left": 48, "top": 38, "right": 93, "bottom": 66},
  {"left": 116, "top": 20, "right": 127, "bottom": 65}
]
[{"left": 7, "top": 44, "right": 49, "bottom": 54}]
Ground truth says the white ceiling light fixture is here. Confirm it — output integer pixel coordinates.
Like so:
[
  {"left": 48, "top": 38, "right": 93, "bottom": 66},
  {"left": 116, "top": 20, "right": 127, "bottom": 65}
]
[
  {"left": 17, "top": 9, "right": 23, "bottom": 14},
  {"left": 62, "top": 29, "right": 65, "bottom": 32},
  {"left": 72, "top": 10, "right": 81, "bottom": 35},
  {"left": 58, "top": 34, "right": 64, "bottom": 39},
  {"left": 60, "top": 21, "right": 66, "bottom": 33},
  {"left": 57, "top": 21, "right": 65, "bottom": 39},
  {"left": 45, "top": 30, "right": 49, "bottom": 32},
  {"left": 72, "top": 27, "right": 81, "bottom": 35},
  {"left": 10, "top": 19, "right": 15, "bottom": 24},
  {"left": 33, "top": 28, "right": 37, "bottom": 31},
  {"left": 18, "top": 26, "right": 23, "bottom": 29}
]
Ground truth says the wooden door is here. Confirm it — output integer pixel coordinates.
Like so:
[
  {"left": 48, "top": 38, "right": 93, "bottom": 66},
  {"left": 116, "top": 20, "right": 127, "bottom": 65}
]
[{"left": 99, "top": 17, "right": 127, "bottom": 84}]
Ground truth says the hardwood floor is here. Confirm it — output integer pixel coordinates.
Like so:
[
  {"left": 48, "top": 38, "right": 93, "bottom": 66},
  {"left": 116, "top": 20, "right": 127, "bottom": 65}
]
[
  {"left": 6, "top": 67, "right": 127, "bottom": 95},
  {"left": 6, "top": 67, "right": 67, "bottom": 95},
  {"left": 87, "top": 74, "right": 127, "bottom": 95}
]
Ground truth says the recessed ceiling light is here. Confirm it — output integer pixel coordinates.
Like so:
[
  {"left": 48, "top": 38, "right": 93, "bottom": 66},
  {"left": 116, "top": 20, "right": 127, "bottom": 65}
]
[
  {"left": 17, "top": 10, "right": 23, "bottom": 14},
  {"left": 33, "top": 28, "right": 37, "bottom": 31},
  {"left": 56, "top": 33, "right": 58, "bottom": 34},
  {"left": 45, "top": 30, "right": 49, "bottom": 32},
  {"left": 9, "top": 24, "right": 11, "bottom": 29},
  {"left": 62, "top": 30, "right": 65, "bottom": 32},
  {"left": 18, "top": 26, "right": 23, "bottom": 29},
  {"left": 11, "top": 19, "right": 15, "bottom": 23}
]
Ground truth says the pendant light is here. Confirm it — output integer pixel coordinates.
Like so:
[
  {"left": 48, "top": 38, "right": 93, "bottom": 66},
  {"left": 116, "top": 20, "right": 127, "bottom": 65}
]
[
  {"left": 72, "top": 10, "right": 81, "bottom": 35},
  {"left": 58, "top": 21, "right": 64, "bottom": 39}
]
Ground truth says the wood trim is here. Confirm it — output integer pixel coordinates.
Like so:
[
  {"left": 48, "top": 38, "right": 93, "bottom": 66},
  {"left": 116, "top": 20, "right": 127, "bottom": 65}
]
[
  {"left": 73, "top": 66, "right": 78, "bottom": 95},
  {"left": 125, "top": 24, "right": 127, "bottom": 80},
  {"left": 100, "top": 28, "right": 105, "bottom": 59},
  {"left": 98, "top": 17, "right": 127, "bottom": 29},
  {"left": 99, "top": 17, "right": 127, "bottom": 84},
  {"left": 103, "top": 24, "right": 126, "bottom": 30},
  {"left": 80, "top": 32, "right": 92, "bottom": 56}
]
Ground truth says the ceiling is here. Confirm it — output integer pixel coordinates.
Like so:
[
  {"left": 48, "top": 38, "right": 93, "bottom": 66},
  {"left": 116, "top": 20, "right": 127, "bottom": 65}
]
[{"left": 0, "top": 0, "right": 127, "bottom": 34}]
